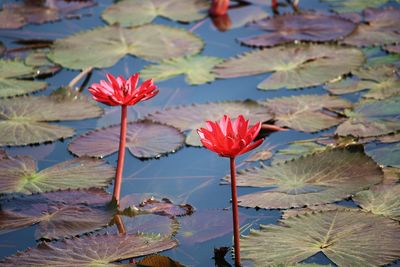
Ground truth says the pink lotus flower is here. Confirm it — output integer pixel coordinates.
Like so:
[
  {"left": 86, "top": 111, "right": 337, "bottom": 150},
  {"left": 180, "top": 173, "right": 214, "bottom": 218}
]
[
  {"left": 89, "top": 73, "right": 158, "bottom": 106},
  {"left": 197, "top": 115, "right": 263, "bottom": 158}
]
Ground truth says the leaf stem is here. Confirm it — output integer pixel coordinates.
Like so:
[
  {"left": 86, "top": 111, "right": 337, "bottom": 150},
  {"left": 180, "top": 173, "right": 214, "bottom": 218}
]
[
  {"left": 230, "top": 157, "right": 241, "bottom": 266},
  {"left": 114, "top": 214, "right": 126, "bottom": 235},
  {"left": 113, "top": 105, "right": 127, "bottom": 206},
  {"left": 68, "top": 67, "right": 93, "bottom": 91}
]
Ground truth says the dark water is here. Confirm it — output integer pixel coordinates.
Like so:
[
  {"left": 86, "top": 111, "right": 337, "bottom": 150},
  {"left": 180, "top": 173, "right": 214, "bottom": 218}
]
[{"left": 0, "top": 0, "right": 398, "bottom": 266}]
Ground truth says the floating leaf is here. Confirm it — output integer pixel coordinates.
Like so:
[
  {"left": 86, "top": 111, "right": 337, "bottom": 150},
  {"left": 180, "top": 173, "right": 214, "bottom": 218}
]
[
  {"left": 336, "top": 96, "right": 400, "bottom": 137},
  {"left": 146, "top": 100, "right": 272, "bottom": 146},
  {"left": 0, "top": 0, "right": 96, "bottom": 29},
  {"left": 0, "top": 59, "right": 47, "bottom": 98},
  {"left": 0, "top": 156, "right": 114, "bottom": 194},
  {"left": 353, "top": 184, "right": 400, "bottom": 221},
  {"left": 227, "top": 5, "right": 269, "bottom": 29},
  {"left": 241, "top": 210, "right": 400, "bottom": 266},
  {"left": 240, "top": 13, "right": 356, "bottom": 47},
  {"left": 245, "top": 147, "right": 273, "bottom": 162},
  {"left": 214, "top": 44, "right": 364, "bottom": 90},
  {"left": 0, "top": 233, "right": 177, "bottom": 266},
  {"left": 141, "top": 56, "right": 223, "bottom": 85},
  {"left": 321, "top": 0, "right": 397, "bottom": 13},
  {"left": 384, "top": 44, "right": 400, "bottom": 54},
  {"left": 0, "top": 42, "right": 5, "bottom": 56},
  {"left": 271, "top": 142, "right": 327, "bottom": 165},
  {"left": 326, "top": 65, "right": 400, "bottom": 99},
  {"left": 138, "top": 255, "right": 185, "bottom": 267},
  {"left": 0, "top": 95, "right": 102, "bottom": 146},
  {"left": 281, "top": 204, "right": 353, "bottom": 219},
  {"left": 261, "top": 94, "right": 352, "bottom": 132},
  {"left": 367, "top": 143, "right": 400, "bottom": 168},
  {"left": 343, "top": 8, "right": 400, "bottom": 47},
  {"left": 102, "top": 0, "right": 208, "bottom": 27},
  {"left": 362, "top": 47, "right": 400, "bottom": 67},
  {"left": 225, "top": 147, "right": 383, "bottom": 209},
  {"left": 0, "top": 189, "right": 115, "bottom": 239},
  {"left": 69, "top": 121, "right": 184, "bottom": 159},
  {"left": 48, "top": 25, "right": 204, "bottom": 70},
  {"left": 24, "top": 50, "right": 61, "bottom": 77}
]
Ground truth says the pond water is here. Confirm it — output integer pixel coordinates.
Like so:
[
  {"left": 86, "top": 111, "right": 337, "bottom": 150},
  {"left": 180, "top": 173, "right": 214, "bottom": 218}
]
[{"left": 0, "top": 0, "right": 399, "bottom": 266}]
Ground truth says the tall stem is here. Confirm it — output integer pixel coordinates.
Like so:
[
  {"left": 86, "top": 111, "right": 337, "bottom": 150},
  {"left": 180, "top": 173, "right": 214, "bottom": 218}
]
[
  {"left": 230, "top": 157, "right": 241, "bottom": 266},
  {"left": 113, "top": 105, "right": 127, "bottom": 206}
]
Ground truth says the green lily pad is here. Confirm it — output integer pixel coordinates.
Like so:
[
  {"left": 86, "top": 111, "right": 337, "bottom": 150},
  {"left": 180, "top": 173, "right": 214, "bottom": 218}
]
[
  {"left": 336, "top": 96, "right": 400, "bottom": 138},
  {"left": 68, "top": 121, "right": 185, "bottom": 159},
  {"left": 214, "top": 44, "right": 364, "bottom": 90},
  {"left": 271, "top": 142, "right": 327, "bottom": 165},
  {"left": 0, "top": 156, "right": 114, "bottom": 194},
  {"left": 146, "top": 100, "right": 272, "bottom": 146},
  {"left": 0, "top": 189, "right": 115, "bottom": 239},
  {"left": 343, "top": 8, "right": 400, "bottom": 47},
  {"left": 48, "top": 24, "right": 204, "bottom": 70},
  {"left": 367, "top": 143, "right": 400, "bottom": 168},
  {"left": 102, "top": 0, "right": 209, "bottom": 27},
  {"left": 0, "top": 233, "right": 177, "bottom": 266},
  {"left": 326, "top": 65, "right": 400, "bottom": 99},
  {"left": 0, "top": 95, "right": 103, "bottom": 146},
  {"left": 321, "top": 0, "right": 397, "bottom": 13},
  {"left": 0, "top": 59, "right": 47, "bottom": 98},
  {"left": 141, "top": 55, "right": 223, "bottom": 85},
  {"left": 241, "top": 210, "right": 400, "bottom": 266},
  {"left": 362, "top": 47, "right": 400, "bottom": 67},
  {"left": 261, "top": 94, "right": 352, "bottom": 132},
  {"left": 353, "top": 184, "right": 400, "bottom": 221},
  {"left": 224, "top": 147, "right": 383, "bottom": 209}
]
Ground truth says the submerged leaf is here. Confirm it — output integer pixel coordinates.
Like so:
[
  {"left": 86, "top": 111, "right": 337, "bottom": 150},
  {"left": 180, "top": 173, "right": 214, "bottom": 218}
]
[
  {"left": 240, "top": 13, "right": 356, "bottom": 47},
  {"left": 241, "top": 210, "right": 400, "bottom": 266},
  {"left": 224, "top": 147, "right": 383, "bottom": 209},
  {"left": 0, "top": 95, "right": 102, "bottom": 146},
  {"left": 146, "top": 100, "right": 272, "bottom": 146},
  {"left": 102, "top": 0, "right": 208, "bottom": 27},
  {"left": 214, "top": 44, "right": 364, "bottom": 90},
  {"left": 336, "top": 96, "right": 400, "bottom": 137},
  {"left": 262, "top": 94, "right": 352, "bottom": 132},
  {"left": 0, "top": 156, "right": 114, "bottom": 194},
  {"left": 69, "top": 121, "right": 185, "bottom": 159},
  {"left": 49, "top": 25, "right": 204, "bottom": 70},
  {"left": 141, "top": 56, "right": 223, "bottom": 85},
  {"left": 0, "top": 233, "right": 177, "bottom": 266}
]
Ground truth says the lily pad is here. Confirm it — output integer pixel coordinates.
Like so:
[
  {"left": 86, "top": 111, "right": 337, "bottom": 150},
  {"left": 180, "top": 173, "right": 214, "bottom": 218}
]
[
  {"left": 48, "top": 24, "right": 204, "bottom": 70},
  {"left": 367, "top": 143, "right": 400, "bottom": 168},
  {"left": 102, "top": 0, "right": 209, "bottom": 27},
  {"left": 0, "top": 189, "right": 115, "bottom": 239},
  {"left": 281, "top": 204, "right": 352, "bottom": 219},
  {"left": 0, "top": 156, "right": 114, "bottom": 194},
  {"left": 326, "top": 65, "right": 400, "bottom": 99},
  {"left": 0, "top": 59, "right": 47, "bottom": 98},
  {"left": 240, "top": 13, "right": 356, "bottom": 47},
  {"left": 225, "top": 147, "right": 383, "bottom": 209},
  {"left": 241, "top": 210, "right": 400, "bottom": 266},
  {"left": 271, "top": 142, "right": 327, "bottom": 165},
  {"left": 138, "top": 255, "right": 185, "bottom": 267},
  {"left": 146, "top": 100, "right": 272, "bottom": 146},
  {"left": 0, "top": 42, "right": 5, "bottom": 56},
  {"left": 214, "top": 44, "right": 364, "bottom": 90},
  {"left": 384, "top": 44, "right": 400, "bottom": 54},
  {"left": 0, "top": 95, "right": 103, "bottom": 146},
  {"left": 227, "top": 5, "right": 269, "bottom": 29},
  {"left": 321, "top": 0, "right": 397, "bottom": 13},
  {"left": 353, "top": 184, "right": 400, "bottom": 221},
  {"left": 362, "top": 47, "right": 400, "bottom": 67},
  {"left": 68, "top": 121, "right": 185, "bottom": 159},
  {"left": 261, "top": 94, "right": 352, "bottom": 132},
  {"left": 335, "top": 96, "right": 400, "bottom": 138},
  {"left": 141, "top": 55, "right": 223, "bottom": 85},
  {"left": 0, "top": 233, "right": 177, "bottom": 266},
  {"left": 343, "top": 8, "right": 400, "bottom": 47}
]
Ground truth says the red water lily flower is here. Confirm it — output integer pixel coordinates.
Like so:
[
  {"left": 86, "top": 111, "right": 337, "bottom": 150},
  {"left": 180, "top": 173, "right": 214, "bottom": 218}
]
[
  {"left": 197, "top": 114, "right": 263, "bottom": 158},
  {"left": 210, "top": 0, "right": 229, "bottom": 16},
  {"left": 89, "top": 73, "right": 158, "bottom": 106}
]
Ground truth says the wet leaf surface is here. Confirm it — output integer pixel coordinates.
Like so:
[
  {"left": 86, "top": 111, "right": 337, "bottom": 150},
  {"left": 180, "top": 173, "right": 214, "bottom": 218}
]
[
  {"left": 102, "top": 0, "right": 208, "bottom": 27},
  {"left": 0, "top": 95, "right": 103, "bottom": 146},
  {"left": 0, "top": 233, "right": 177, "bottom": 266},
  {"left": 241, "top": 210, "right": 400, "bottom": 266},
  {"left": 141, "top": 56, "right": 223, "bottom": 85},
  {"left": 48, "top": 25, "right": 204, "bottom": 70},
  {"left": 336, "top": 96, "right": 400, "bottom": 137},
  {"left": 0, "top": 156, "right": 114, "bottom": 194},
  {"left": 343, "top": 8, "right": 400, "bottom": 47},
  {"left": 214, "top": 44, "right": 364, "bottom": 90},
  {"left": 0, "top": 189, "right": 115, "bottom": 239},
  {"left": 240, "top": 13, "right": 356, "bottom": 47},
  {"left": 146, "top": 100, "right": 272, "bottom": 146},
  {"left": 69, "top": 121, "right": 185, "bottom": 159},
  {"left": 261, "top": 94, "right": 352, "bottom": 132},
  {"left": 225, "top": 147, "right": 383, "bottom": 209}
]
